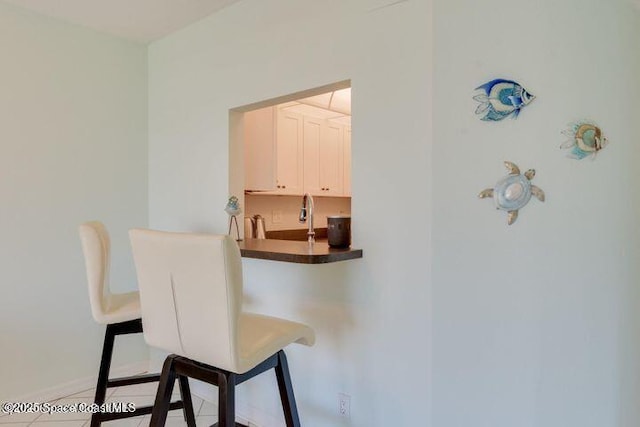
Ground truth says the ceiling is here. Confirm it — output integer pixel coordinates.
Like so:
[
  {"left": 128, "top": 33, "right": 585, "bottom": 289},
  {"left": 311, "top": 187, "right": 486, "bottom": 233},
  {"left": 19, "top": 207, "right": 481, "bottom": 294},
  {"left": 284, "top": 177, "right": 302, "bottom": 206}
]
[
  {"left": 280, "top": 88, "right": 352, "bottom": 126},
  {"left": 1, "top": 0, "right": 242, "bottom": 43}
]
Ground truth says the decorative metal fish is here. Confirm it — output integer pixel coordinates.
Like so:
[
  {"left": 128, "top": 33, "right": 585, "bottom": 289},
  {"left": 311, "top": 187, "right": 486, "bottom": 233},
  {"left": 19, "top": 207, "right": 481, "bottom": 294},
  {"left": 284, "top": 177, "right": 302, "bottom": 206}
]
[
  {"left": 473, "top": 79, "right": 535, "bottom": 121},
  {"left": 561, "top": 121, "right": 609, "bottom": 160}
]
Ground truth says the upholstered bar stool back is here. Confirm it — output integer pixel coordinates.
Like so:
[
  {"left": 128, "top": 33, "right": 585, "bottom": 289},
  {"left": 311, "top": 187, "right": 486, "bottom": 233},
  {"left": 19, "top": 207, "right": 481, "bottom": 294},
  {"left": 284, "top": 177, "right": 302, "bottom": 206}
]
[
  {"left": 79, "top": 222, "right": 195, "bottom": 427},
  {"left": 129, "top": 230, "right": 315, "bottom": 427},
  {"left": 131, "top": 231, "right": 243, "bottom": 371},
  {"left": 80, "top": 221, "right": 140, "bottom": 325}
]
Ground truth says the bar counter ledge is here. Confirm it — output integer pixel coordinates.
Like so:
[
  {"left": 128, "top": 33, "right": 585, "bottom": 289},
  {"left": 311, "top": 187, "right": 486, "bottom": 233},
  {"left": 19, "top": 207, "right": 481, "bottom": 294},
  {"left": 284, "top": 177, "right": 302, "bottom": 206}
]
[{"left": 238, "top": 238, "right": 363, "bottom": 264}]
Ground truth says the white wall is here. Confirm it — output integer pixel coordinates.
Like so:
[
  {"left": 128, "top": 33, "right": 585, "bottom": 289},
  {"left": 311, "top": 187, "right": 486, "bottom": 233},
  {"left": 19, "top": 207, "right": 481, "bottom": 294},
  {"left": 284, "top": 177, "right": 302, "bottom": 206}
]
[
  {"left": 0, "top": 3, "right": 149, "bottom": 400},
  {"left": 433, "top": 0, "right": 640, "bottom": 426},
  {"left": 150, "top": 0, "right": 640, "bottom": 425},
  {"left": 148, "top": 0, "right": 432, "bottom": 425}
]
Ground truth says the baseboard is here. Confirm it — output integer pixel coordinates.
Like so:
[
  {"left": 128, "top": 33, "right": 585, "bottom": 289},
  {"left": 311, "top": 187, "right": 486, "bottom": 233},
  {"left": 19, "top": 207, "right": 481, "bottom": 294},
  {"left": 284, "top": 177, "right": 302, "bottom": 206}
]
[{"left": 10, "top": 361, "right": 150, "bottom": 404}]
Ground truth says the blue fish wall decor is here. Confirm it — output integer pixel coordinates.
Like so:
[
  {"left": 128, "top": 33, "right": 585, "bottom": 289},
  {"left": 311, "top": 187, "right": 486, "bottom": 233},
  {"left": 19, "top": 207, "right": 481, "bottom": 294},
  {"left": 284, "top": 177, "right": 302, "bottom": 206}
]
[
  {"left": 561, "top": 121, "right": 609, "bottom": 160},
  {"left": 473, "top": 79, "right": 535, "bottom": 121}
]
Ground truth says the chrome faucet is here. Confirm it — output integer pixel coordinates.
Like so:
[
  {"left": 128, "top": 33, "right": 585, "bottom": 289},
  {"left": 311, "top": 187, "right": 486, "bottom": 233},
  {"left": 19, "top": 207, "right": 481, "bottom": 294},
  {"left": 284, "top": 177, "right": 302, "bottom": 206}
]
[{"left": 299, "top": 193, "right": 315, "bottom": 243}]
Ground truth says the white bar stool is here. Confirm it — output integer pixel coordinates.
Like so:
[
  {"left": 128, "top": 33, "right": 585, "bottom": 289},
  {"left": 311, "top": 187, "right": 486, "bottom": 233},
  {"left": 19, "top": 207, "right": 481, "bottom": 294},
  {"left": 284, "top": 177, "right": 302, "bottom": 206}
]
[
  {"left": 129, "top": 230, "right": 315, "bottom": 427},
  {"left": 79, "top": 221, "right": 196, "bottom": 426}
]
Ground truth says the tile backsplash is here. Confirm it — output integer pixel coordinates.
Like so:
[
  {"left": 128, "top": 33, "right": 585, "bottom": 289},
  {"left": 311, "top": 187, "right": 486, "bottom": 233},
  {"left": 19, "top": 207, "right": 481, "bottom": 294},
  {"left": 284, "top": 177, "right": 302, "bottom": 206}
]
[{"left": 245, "top": 194, "right": 351, "bottom": 231}]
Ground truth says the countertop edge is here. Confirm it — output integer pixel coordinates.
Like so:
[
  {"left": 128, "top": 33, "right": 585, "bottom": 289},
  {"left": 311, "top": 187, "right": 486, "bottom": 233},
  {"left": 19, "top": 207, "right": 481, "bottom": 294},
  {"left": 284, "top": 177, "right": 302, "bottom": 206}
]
[{"left": 238, "top": 239, "right": 363, "bottom": 264}]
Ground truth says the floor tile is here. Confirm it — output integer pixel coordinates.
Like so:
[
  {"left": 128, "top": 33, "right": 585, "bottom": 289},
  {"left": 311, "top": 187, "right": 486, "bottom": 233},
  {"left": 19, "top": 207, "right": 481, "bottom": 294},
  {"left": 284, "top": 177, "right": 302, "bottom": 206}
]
[
  {"left": 0, "top": 382, "right": 213, "bottom": 426},
  {"left": 195, "top": 415, "right": 217, "bottom": 426},
  {"left": 107, "top": 394, "right": 155, "bottom": 409},
  {"left": 139, "top": 413, "right": 217, "bottom": 427},
  {"left": 157, "top": 417, "right": 188, "bottom": 427},
  {"left": 107, "top": 389, "right": 199, "bottom": 418},
  {"left": 0, "top": 410, "right": 40, "bottom": 424},
  {"left": 167, "top": 397, "right": 203, "bottom": 418},
  {"left": 66, "top": 388, "right": 98, "bottom": 399},
  {"left": 197, "top": 401, "right": 217, "bottom": 416},
  {"left": 83, "top": 415, "right": 145, "bottom": 426},
  {"left": 34, "top": 397, "right": 94, "bottom": 422},
  {"left": 110, "top": 382, "right": 160, "bottom": 397},
  {"left": 31, "top": 421, "right": 86, "bottom": 426}
]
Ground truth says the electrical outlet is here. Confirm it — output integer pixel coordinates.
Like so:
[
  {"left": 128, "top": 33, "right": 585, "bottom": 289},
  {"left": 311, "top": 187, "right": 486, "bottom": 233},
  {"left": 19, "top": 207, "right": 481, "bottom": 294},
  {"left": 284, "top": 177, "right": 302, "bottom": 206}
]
[
  {"left": 338, "top": 393, "right": 351, "bottom": 417},
  {"left": 272, "top": 209, "right": 283, "bottom": 224}
]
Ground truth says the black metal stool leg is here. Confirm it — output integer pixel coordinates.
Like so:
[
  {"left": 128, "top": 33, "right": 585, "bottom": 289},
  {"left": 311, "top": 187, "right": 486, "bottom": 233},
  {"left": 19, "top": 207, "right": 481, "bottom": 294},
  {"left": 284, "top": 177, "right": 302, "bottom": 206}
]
[
  {"left": 275, "top": 351, "right": 301, "bottom": 427},
  {"left": 178, "top": 374, "right": 197, "bottom": 426},
  {"left": 90, "top": 324, "right": 116, "bottom": 427},
  {"left": 150, "top": 356, "right": 178, "bottom": 427},
  {"left": 90, "top": 319, "right": 189, "bottom": 426},
  {"left": 218, "top": 372, "right": 237, "bottom": 427}
]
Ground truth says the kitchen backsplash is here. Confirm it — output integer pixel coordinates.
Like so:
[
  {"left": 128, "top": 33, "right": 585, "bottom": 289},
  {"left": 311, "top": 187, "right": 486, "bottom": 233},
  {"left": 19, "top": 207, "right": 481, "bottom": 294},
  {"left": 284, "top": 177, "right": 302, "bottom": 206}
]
[{"left": 245, "top": 194, "right": 351, "bottom": 231}]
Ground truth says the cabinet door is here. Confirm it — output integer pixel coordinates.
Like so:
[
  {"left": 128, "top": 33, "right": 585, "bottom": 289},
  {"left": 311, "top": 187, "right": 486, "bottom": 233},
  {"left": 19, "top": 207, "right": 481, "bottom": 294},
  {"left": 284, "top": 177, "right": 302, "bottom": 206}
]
[
  {"left": 321, "top": 122, "right": 344, "bottom": 196},
  {"left": 276, "top": 110, "right": 304, "bottom": 195},
  {"left": 244, "top": 107, "right": 276, "bottom": 191},
  {"left": 302, "top": 117, "right": 323, "bottom": 196},
  {"left": 343, "top": 126, "right": 351, "bottom": 196}
]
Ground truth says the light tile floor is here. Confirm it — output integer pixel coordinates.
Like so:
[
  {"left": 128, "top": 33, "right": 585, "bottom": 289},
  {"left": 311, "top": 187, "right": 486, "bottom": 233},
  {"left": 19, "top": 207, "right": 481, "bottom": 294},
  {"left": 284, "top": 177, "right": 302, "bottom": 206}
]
[{"left": 0, "top": 382, "right": 218, "bottom": 427}]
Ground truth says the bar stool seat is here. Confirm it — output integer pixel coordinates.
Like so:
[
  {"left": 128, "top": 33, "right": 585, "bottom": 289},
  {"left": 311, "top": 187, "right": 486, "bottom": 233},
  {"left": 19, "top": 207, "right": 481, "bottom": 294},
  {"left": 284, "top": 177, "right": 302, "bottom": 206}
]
[
  {"left": 79, "top": 221, "right": 196, "bottom": 427},
  {"left": 96, "top": 291, "right": 140, "bottom": 324}
]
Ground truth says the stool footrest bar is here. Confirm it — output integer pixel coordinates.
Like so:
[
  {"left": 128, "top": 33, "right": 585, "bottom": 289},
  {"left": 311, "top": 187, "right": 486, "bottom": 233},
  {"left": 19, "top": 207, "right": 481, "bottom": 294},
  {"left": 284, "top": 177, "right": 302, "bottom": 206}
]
[
  {"left": 95, "top": 401, "right": 184, "bottom": 422},
  {"left": 107, "top": 373, "right": 162, "bottom": 387}
]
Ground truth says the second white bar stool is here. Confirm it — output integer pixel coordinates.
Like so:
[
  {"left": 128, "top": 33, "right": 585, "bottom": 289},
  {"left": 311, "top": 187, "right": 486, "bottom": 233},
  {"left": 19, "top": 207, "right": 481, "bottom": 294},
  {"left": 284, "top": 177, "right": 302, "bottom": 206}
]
[{"left": 79, "top": 221, "right": 196, "bottom": 426}]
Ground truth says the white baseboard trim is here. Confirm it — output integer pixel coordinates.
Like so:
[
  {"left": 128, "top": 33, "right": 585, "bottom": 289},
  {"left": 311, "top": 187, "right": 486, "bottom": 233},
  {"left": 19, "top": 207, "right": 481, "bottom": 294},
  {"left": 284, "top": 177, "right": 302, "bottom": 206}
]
[{"left": 10, "top": 361, "right": 150, "bottom": 404}]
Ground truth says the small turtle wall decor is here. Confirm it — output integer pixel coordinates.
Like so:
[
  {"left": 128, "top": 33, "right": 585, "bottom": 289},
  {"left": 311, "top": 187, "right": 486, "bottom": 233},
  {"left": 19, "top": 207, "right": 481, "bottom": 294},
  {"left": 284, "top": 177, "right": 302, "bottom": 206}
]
[
  {"left": 479, "top": 161, "right": 545, "bottom": 225},
  {"left": 561, "top": 121, "right": 609, "bottom": 160}
]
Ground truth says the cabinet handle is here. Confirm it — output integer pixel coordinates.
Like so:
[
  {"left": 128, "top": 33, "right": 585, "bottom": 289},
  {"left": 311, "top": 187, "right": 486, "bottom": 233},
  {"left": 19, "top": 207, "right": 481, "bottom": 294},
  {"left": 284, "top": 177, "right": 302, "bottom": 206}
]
[
  {"left": 277, "top": 185, "right": 281, "bottom": 188},
  {"left": 282, "top": 185, "right": 286, "bottom": 189}
]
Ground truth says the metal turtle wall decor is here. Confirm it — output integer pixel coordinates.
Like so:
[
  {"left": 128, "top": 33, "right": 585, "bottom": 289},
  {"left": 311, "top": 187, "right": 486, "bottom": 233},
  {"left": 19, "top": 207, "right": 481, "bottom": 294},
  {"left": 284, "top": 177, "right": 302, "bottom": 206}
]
[
  {"left": 479, "top": 161, "right": 545, "bottom": 225},
  {"left": 561, "top": 121, "right": 609, "bottom": 160}
]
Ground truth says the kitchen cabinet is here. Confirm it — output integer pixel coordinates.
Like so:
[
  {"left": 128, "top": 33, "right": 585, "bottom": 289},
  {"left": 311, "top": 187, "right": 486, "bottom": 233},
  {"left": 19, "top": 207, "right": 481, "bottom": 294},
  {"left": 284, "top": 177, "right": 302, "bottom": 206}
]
[
  {"left": 275, "top": 111, "right": 304, "bottom": 195},
  {"left": 302, "top": 117, "right": 322, "bottom": 195},
  {"left": 244, "top": 106, "right": 350, "bottom": 197},
  {"left": 244, "top": 106, "right": 276, "bottom": 191},
  {"left": 343, "top": 126, "right": 351, "bottom": 196},
  {"left": 244, "top": 108, "right": 303, "bottom": 195},
  {"left": 304, "top": 118, "right": 344, "bottom": 196}
]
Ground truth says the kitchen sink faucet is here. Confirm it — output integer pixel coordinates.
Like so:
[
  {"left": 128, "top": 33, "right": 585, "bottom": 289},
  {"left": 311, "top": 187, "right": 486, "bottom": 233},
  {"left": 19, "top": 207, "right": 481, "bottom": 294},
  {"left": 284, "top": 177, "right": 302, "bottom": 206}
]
[{"left": 299, "top": 193, "right": 315, "bottom": 243}]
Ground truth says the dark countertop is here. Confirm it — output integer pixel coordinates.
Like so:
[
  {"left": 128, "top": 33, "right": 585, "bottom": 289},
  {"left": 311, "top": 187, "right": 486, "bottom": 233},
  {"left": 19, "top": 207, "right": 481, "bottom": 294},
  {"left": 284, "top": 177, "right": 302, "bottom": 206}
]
[{"left": 238, "top": 238, "right": 363, "bottom": 264}]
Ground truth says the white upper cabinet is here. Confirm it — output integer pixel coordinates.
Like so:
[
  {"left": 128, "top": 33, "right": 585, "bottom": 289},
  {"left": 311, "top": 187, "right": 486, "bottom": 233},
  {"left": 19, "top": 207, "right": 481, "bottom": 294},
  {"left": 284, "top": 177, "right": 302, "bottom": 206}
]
[
  {"left": 303, "top": 117, "right": 346, "bottom": 196},
  {"left": 302, "top": 116, "right": 323, "bottom": 195},
  {"left": 244, "top": 106, "right": 276, "bottom": 191},
  {"left": 243, "top": 107, "right": 303, "bottom": 195},
  {"left": 275, "top": 110, "right": 304, "bottom": 195},
  {"left": 343, "top": 126, "right": 352, "bottom": 197},
  {"left": 319, "top": 121, "right": 344, "bottom": 196},
  {"left": 244, "top": 105, "right": 351, "bottom": 197}
]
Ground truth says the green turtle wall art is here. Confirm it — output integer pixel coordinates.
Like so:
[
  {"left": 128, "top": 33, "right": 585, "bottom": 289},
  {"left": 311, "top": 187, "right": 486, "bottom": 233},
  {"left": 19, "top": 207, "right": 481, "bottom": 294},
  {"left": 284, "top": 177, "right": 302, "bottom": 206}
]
[{"left": 479, "top": 161, "right": 545, "bottom": 225}]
